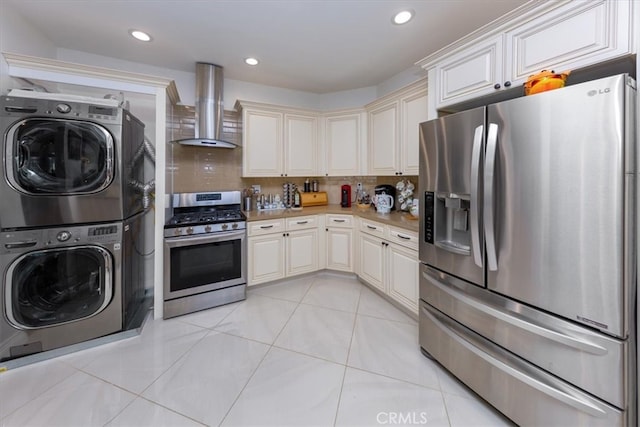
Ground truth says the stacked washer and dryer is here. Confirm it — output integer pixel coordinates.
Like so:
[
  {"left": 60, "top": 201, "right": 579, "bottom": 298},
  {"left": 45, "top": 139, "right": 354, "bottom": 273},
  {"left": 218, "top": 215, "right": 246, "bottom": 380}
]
[{"left": 0, "top": 92, "right": 148, "bottom": 362}]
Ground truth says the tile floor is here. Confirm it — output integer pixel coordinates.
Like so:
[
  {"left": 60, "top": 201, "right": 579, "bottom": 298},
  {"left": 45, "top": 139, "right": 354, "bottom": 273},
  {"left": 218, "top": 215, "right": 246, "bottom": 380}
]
[{"left": 0, "top": 273, "right": 514, "bottom": 427}]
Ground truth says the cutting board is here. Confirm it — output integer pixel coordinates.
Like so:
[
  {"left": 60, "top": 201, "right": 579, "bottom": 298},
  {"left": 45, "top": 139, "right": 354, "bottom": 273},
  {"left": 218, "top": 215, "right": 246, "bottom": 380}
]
[{"left": 301, "top": 191, "right": 328, "bottom": 206}]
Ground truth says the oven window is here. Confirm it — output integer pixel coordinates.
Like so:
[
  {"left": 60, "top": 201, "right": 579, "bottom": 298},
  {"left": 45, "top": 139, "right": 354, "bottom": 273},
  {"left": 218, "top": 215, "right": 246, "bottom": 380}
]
[
  {"left": 7, "top": 247, "right": 112, "bottom": 329},
  {"left": 9, "top": 119, "right": 114, "bottom": 194},
  {"left": 170, "top": 239, "right": 242, "bottom": 292}
]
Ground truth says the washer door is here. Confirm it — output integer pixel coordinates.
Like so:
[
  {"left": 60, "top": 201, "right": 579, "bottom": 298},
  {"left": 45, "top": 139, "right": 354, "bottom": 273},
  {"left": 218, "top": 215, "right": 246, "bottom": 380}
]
[
  {"left": 5, "top": 246, "right": 113, "bottom": 329},
  {"left": 5, "top": 118, "right": 114, "bottom": 195}
]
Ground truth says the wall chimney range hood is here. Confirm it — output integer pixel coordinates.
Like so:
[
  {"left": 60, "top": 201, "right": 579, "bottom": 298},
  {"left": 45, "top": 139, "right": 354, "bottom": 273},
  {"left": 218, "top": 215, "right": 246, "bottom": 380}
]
[{"left": 174, "top": 62, "right": 236, "bottom": 148}]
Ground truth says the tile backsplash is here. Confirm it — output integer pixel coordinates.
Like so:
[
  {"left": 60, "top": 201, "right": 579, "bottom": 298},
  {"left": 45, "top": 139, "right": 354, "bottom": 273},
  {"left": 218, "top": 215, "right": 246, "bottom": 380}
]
[{"left": 166, "top": 105, "right": 418, "bottom": 206}]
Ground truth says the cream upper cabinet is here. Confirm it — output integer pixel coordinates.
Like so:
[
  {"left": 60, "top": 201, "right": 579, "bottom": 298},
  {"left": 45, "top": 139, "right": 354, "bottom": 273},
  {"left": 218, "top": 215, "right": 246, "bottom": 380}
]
[
  {"left": 431, "top": 35, "right": 505, "bottom": 109},
  {"left": 367, "top": 100, "right": 399, "bottom": 176},
  {"left": 241, "top": 107, "right": 283, "bottom": 177},
  {"left": 323, "top": 110, "right": 363, "bottom": 177},
  {"left": 284, "top": 113, "right": 318, "bottom": 177},
  {"left": 238, "top": 101, "right": 318, "bottom": 177},
  {"left": 367, "top": 79, "right": 427, "bottom": 176},
  {"left": 399, "top": 86, "right": 427, "bottom": 176},
  {"left": 420, "top": 0, "right": 635, "bottom": 114},
  {"left": 505, "top": 0, "right": 632, "bottom": 83}
]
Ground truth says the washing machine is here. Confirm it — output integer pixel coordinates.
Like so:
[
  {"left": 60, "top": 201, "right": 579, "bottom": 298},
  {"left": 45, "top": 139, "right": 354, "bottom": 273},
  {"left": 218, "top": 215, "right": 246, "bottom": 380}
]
[
  {"left": 0, "top": 221, "right": 125, "bottom": 361},
  {"left": 0, "top": 92, "right": 145, "bottom": 229}
]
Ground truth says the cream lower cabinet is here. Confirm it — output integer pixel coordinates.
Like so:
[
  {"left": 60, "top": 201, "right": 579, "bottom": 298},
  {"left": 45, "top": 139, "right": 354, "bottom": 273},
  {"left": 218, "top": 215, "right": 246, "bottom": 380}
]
[
  {"left": 248, "top": 216, "right": 319, "bottom": 286},
  {"left": 325, "top": 214, "right": 354, "bottom": 272},
  {"left": 358, "top": 219, "right": 419, "bottom": 314},
  {"left": 285, "top": 216, "right": 319, "bottom": 276}
]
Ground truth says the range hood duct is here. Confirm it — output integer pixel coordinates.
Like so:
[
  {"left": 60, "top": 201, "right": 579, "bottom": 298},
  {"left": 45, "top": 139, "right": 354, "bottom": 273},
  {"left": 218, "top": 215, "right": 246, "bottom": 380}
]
[{"left": 174, "top": 62, "right": 236, "bottom": 148}]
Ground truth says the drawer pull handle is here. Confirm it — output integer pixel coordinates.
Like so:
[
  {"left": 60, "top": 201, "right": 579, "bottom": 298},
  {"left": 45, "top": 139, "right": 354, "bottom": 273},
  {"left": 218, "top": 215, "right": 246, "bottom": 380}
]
[
  {"left": 397, "top": 234, "right": 411, "bottom": 240},
  {"left": 367, "top": 225, "right": 378, "bottom": 230},
  {"left": 296, "top": 221, "right": 309, "bottom": 225},
  {"left": 260, "top": 225, "right": 274, "bottom": 229},
  {"left": 333, "top": 219, "right": 346, "bottom": 223}
]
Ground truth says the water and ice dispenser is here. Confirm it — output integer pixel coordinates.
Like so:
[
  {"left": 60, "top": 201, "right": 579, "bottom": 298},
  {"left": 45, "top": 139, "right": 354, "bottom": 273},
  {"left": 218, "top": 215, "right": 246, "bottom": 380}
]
[{"left": 424, "top": 191, "right": 471, "bottom": 255}]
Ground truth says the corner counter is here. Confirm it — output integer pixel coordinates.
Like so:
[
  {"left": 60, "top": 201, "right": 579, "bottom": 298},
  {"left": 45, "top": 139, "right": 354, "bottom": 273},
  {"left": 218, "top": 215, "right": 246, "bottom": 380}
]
[{"left": 244, "top": 205, "right": 419, "bottom": 233}]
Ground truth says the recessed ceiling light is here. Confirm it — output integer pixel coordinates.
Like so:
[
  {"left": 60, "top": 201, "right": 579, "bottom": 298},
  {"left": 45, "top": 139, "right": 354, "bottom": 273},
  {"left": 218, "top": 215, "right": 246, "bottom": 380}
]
[
  {"left": 245, "top": 57, "right": 259, "bottom": 66},
  {"left": 392, "top": 10, "right": 414, "bottom": 25},
  {"left": 129, "top": 30, "right": 152, "bottom": 42}
]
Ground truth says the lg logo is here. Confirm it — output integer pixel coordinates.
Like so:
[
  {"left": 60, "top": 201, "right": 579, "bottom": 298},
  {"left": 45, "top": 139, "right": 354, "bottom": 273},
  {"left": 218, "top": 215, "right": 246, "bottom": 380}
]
[{"left": 587, "top": 88, "right": 611, "bottom": 96}]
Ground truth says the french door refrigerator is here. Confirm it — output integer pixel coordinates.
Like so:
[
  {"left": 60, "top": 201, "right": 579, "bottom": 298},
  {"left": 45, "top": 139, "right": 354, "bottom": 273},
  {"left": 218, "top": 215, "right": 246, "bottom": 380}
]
[{"left": 419, "top": 73, "right": 637, "bottom": 426}]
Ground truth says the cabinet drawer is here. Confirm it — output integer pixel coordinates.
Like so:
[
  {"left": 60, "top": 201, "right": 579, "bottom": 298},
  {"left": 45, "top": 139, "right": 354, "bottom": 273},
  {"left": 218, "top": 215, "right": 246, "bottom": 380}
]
[
  {"left": 387, "top": 226, "right": 418, "bottom": 250},
  {"left": 359, "top": 219, "right": 386, "bottom": 237},
  {"left": 286, "top": 215, "right": 318, "bottom": 231},
  {"left": 248, "top": 219, "right": 285, "bottom": 236},
  {"left": 326, "top": 214, "right": 353, "bottom": 228}
]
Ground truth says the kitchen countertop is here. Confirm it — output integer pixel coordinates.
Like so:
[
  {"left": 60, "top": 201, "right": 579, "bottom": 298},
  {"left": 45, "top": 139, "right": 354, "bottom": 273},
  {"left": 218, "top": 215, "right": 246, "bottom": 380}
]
[{"left": 244, "top": 204, "right": 420, "bottom": 232}]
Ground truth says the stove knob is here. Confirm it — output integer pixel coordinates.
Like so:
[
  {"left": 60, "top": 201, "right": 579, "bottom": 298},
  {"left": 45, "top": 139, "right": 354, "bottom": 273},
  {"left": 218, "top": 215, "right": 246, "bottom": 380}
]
[
  {"left": 222, "top": 223, "right": 229, "bottom": 231},
  {"left": 174, "top": 228, "right": 182, "bottom": 236},
  {"left": 187, "top": 227, "right": 194, "bottom": 234},
  {"left": 205, "top": 225, "right": 212, "bottom": 233},
  {"left": 232, "top": 223, "right": 238, "bottom": 229}
]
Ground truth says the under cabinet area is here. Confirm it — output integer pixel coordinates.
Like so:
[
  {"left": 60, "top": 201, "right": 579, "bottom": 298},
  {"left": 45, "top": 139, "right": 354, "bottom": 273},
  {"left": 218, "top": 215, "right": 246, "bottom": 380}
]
[
  {"left": 247, "top": 216, "right": 319, "bottom": 285},
  {"left": 358, "top": 218, "right": 419, "bottom": 314},
  {"left": 421, "top": 0, "right": 634, "bottom": 113}
]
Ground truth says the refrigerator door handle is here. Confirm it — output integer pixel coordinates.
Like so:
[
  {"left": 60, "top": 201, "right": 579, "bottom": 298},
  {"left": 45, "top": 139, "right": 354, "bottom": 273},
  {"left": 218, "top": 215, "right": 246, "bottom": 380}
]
[
  {"left": 484, "top": 123, "right": 499, "bottom": 271},
  {"left": 470, "top": 125, "right": 483, "bottom": 267}
]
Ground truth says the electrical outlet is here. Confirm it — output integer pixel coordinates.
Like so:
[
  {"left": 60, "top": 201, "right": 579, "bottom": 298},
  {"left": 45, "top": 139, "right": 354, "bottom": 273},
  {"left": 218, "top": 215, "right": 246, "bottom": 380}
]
[
  {"left": 251, "top": 184, "right": 261, "bottom": 193},
  {"left": 356, "top": 182, "right": 363, "bottom": 191}
]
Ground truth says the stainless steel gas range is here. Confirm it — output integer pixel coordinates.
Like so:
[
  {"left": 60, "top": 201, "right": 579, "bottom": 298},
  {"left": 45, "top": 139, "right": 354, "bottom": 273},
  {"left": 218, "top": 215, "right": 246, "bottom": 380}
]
[{"left": 163, "top": 191, "right": 246, "bottom": 319}]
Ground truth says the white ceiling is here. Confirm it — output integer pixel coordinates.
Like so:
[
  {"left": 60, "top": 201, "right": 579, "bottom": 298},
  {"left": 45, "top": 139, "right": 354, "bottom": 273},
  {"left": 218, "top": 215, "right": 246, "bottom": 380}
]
[{"left": 6, "top": 0, "right": 529, "bottom": 94}]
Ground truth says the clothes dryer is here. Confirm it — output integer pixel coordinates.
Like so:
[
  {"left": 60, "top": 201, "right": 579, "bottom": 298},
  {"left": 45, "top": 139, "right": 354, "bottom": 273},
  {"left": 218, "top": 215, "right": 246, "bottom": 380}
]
[{"left": 0, "top": 93, "right": 145, "bottom": 229}]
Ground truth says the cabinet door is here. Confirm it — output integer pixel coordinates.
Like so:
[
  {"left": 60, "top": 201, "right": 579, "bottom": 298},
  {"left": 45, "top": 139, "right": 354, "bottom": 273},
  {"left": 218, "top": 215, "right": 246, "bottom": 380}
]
[
  {"left": 506, "top": 0, "right": 632, "bottom": 84},
  {"left": 359, "top": 234, "right": 386, "bottom": 292},
  {"left": 248, "top": 234, "right": 285, "bottom": 285},
  {"left": 434, "top": 35, "right": 504, "bottom": 108},
  {"left": 400, "top": 89, "right": 427, "bottom": 175},
  {"left": 368, "top": 101, "right": 399, "bottom": 176},
  {"left": 387, "top": 243, "right": 419, "bottom": 314},
  {"left": 243, "top": 109, "right": 283, "bottom": 177},
  {"left": 285, "top": 113, "right": 317, "bottom": 177},
  {"left": 286, "top": 229, "right": 318, "bottom": 277},
  {"left": 326, "top": 228, "right": 353, "bottom": 272},
  {"left": 325, "top": 113, "right": 361, "bottom": 176}
]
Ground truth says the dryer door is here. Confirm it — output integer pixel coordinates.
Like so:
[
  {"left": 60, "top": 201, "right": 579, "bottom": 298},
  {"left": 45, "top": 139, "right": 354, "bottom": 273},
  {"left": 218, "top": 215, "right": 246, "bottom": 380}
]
[
  {"left": 5, "top": 246, "right": 114, "bottom": 329},
  {"left": 5, "top": 118, "right": 114, "bottom": 195}
]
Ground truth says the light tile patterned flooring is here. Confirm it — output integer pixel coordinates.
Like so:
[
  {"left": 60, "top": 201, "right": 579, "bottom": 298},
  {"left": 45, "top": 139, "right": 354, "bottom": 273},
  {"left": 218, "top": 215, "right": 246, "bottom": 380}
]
[{"left": 0, "top": 273, "right": 514, "bottom": 427}]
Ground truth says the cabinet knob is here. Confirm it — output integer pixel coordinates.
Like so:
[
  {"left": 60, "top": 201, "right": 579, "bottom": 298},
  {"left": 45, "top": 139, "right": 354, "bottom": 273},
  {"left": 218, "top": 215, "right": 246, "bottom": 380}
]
[
  {"left": 494, "top": 83, "right": 501, "bottom": 90},
  {"left": 504, "top": 81, "right": 512, "bottom": 88}
]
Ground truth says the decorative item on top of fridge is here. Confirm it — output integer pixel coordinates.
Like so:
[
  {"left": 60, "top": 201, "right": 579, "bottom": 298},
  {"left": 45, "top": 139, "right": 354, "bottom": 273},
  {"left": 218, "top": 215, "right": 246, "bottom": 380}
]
[{"left": 396, "top": 178, "right": 415, "bottom": 211}]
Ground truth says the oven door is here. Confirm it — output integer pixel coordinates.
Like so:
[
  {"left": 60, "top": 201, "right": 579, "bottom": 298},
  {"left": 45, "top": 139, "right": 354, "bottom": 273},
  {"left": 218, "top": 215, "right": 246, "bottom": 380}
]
[
  {"left": 4, "top": 246, "right": 114, "bottom": 330},
  {"left": 163, "top": 230, "right": 246, "bottom": 301}
]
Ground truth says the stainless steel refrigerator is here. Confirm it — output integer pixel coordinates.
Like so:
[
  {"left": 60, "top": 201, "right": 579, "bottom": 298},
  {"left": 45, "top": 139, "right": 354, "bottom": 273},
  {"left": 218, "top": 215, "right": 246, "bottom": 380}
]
[{"left": 419, "top": 73, "right": 637, "bottom": 426}]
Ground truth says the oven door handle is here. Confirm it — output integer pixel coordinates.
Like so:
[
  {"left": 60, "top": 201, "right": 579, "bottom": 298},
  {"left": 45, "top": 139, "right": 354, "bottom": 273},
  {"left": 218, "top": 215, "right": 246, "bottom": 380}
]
[{"left": 164, "top": 229, "right": 245, "bottom": 248}]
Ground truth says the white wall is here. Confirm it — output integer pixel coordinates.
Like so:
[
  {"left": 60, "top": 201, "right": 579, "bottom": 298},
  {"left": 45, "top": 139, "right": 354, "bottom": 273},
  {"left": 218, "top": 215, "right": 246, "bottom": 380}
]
[{"left": 0, "top": 1, "right": 57, "bottom": 93}]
